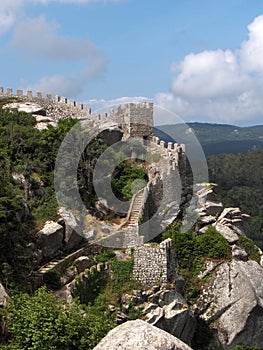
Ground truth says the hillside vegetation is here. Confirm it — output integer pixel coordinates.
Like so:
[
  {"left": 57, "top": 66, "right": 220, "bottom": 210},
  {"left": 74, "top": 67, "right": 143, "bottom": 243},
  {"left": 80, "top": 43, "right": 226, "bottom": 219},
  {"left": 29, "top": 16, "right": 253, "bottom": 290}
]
[
  {"left": 156, "top": 123, "right": 263, "bottom": 155},
  {"left": 208, "top": 149, "right": 263, "bottom": 248}
]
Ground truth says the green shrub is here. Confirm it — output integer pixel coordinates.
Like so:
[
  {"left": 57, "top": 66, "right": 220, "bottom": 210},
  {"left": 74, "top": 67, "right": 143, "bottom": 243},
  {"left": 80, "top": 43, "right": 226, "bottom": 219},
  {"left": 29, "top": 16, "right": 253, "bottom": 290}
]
[
  {"left": 110, "top": 259, "right": 134, "bottom": 282},
  {"left": 237, "top": 235, "right": 261, "bottom": 262},
  {"left": 162, "top": 223, "right": 231, "bottom": 303},
  {"left": 163, "top": 224, "right": 231, "bottom": 275},
  {"left": 111, "top": 160, "right": 148, "bottom": 200},
  {"left": 73, "top": 269, "right": 108, "bottom": 305},
  {"left": 95, "top": 248, "right": 116, "bottom": 263},
  {"left": 43, "top": 269, "right": 61, "bottom": 290},
  {"left": 2, "top": 287, "right": 114, "bottom": 350},
  {"left": 196, "top": 226, "right": 231, "bottom": 260}
]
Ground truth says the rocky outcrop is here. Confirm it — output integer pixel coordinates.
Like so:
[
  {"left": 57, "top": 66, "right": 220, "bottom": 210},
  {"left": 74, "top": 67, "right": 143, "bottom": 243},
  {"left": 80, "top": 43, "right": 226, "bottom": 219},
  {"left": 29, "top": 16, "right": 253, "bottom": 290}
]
[
  {"left": 121, "top": 284, "right": 195, "bottom": 346},
  {"left": 231, "top": 244, "right": 248, "bottom": 261},
  {"left": 194, "top": 185, "right": 224, "bottom": 222},
  {"left": 192, "top": 185, "right": 251, "bottom": 246},
  {"left": 57, "top": 210, "right": 84, "bottom": 252},
  {"left": 215, "top": 207, "right": 250, "bottom": 237},
  {"left": 73, "top": 256, "right": 93, "bottom": 274},
  {"left": 195, "top": 260, "right": 263, "bottom": 349},
  {"left": 3, "top": 101, "right": 45, "bottom": 115},
  {"left": 35, "top": 221, "right": 64, "bottom": 259},
  {"left": 93, "top": 319, "right": 193, "bottom": 350},
  {"left": 2, "top": 102, "right": 57, "bottom": 129},
  {"left": 143, "top": 288, "right": 196, "bottom": 345},
  {"left": 0, "top": 283, "right": 9, "bottom": 306}
]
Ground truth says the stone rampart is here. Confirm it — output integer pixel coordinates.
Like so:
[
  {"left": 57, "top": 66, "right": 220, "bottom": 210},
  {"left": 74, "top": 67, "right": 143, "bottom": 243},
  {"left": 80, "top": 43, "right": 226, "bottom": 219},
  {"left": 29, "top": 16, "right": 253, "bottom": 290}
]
[
  {"left": 133, "top": 238, "right": 175, "bottom": 285},
  {"left": 0, "top": 87, "right": 154, "bottom": 129}
]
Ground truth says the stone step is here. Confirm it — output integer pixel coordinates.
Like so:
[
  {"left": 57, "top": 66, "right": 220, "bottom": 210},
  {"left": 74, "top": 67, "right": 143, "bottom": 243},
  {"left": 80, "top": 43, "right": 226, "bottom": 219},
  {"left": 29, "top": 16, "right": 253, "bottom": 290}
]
[{"left": 130, "top": 211, "right": 140, "bottom": 216}]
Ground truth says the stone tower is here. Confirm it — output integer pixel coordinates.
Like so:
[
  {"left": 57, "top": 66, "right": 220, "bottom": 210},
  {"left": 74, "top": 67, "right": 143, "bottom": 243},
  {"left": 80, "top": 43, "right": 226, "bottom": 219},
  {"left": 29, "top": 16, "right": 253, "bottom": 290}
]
[{"left": 121, "top": 102, "right": 153, "bottom": 140}]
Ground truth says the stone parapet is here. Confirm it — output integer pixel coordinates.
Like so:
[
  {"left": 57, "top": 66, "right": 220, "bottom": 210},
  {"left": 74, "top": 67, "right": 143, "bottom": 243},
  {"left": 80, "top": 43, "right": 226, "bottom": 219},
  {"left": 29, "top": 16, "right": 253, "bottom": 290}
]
[{"left": 133, "top": 238, "right": 175, "bottom": 286}]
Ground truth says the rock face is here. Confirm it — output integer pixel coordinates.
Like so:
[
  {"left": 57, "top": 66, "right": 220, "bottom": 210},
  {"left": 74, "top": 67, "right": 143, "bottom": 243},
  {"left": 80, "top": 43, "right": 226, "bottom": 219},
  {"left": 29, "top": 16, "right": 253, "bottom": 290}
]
[
  {"left": 215, "top": 207, "right": 251, "bottom": 237},
  {"left": 93, "top": 319, "right": 193, "bottom": 350},
  {"left": 120, "top": 284, "right": 195, "bottom": 345},
  {"left": 196, "top": 260, "right": 263, "bottom": 349},
  {"left": 192, "top": 185, "right": 251, "bottom": 246},
  {"left": 3, "top": 102, "right": 45, "bottom": 115},
  {"left": 0, "top": 283, "right": 9, "bottom": 306},
  {"left": 57, "top": 212, "right": 83, "bottom": 252},
  {"left": 2, "top": 102, "right": 58, "bottom": 130},
  {"left": 73, "top": 256, "right": 93, "bottom": 274},
  {"left": 143, "top": 289, "right": 196, "bottom": 345},
  {"left": 35, "top": 221, "right": 64, "bottom": 259}
]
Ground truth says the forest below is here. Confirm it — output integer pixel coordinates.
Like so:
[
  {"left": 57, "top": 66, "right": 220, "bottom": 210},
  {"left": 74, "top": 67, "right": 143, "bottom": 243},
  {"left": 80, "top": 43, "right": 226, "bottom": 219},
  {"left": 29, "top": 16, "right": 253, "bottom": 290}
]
[{"left": 207, "top": 149, "right": 263, "bottom": 248}]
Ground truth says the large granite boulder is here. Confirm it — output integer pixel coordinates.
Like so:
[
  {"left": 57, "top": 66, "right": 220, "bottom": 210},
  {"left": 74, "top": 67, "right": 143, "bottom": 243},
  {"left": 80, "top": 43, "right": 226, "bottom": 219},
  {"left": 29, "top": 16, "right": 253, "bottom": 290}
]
[
  {"left": 215, "top": 207, "right": 251, "bottom": 237},
  {"left": 58, "top": 208, "right": 84, "bottom": 251},
  {"left": 35, "top": 221, "right": 64, "bottom": 259},
  {"left": 73, "top": 256, "right": 94, "bottom": 274},
  {"left": 196, "top": 260, "right": 263, "bottom": 349},
  {"left": 213, "top": 222, "right": 239, "bottom": 244},
  {"left": 143, "top": 289, "right": 196, "bottom": 345},
  {"left": 3, "top": 102, "right": 45, "bottom": 115},
  {"left": 93, "top": 319, "right": 193, "bottom": 350}
]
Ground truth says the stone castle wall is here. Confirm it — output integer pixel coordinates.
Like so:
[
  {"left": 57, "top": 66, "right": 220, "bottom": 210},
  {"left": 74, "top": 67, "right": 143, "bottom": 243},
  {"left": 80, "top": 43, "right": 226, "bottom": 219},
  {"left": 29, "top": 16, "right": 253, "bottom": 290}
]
[
  {"left": 0, "top": 87, "right": 153, "bottom": 130},
  {"left": 133, "top": 238, "right": 175, "bottom": 285},
  {"left": 0, "top": 87, "right": 185, "bottom": 157}
]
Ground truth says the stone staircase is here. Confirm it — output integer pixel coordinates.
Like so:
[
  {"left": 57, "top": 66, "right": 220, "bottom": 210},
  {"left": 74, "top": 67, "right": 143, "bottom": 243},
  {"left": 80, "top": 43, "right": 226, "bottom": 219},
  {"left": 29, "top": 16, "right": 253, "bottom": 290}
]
[
  {"left": 34, "top": 245, "right": 89, "bottom": 287},
  {"left": 122, "top": 188, "right": 145, "bottom": 228}
]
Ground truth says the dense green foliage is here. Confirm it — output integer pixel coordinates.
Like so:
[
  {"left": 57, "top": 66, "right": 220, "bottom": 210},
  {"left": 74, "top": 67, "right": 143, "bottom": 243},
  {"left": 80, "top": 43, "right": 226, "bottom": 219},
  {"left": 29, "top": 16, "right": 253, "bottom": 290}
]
[
  {"left": 73, "top": 269, "right": 108, "bottom": 305},
  {"left": 77, "top": 136, "right": 108, "bottom": 207},
  {"left": 0, "top": 99, "right": 78, "bottom": 288},
  {"left": 237, "top": 236, "right": 261, "bottom": 262},
  {"left": 163, "top": 223, "right": 231, "bottom": 275},
  {"left": 93, "top": 247, "right": 116, "bottom": 263},
  {"left": 1, "top": 287, "right": 114, "bottom": 350},
  {"left": 208, "top": 149, "right": 263, "bottom": 248},
  {"left": 111, "top": 160, "right": 148, "bottom": 200},
  {"left": 42, "top": 269, "right": 62, "bottom": 290},
  {"left": 162, "top": 223, "right": 231, "bottom": 303},
  {"left": 73, "top": 254, "right": 141, "bottom": 314}
]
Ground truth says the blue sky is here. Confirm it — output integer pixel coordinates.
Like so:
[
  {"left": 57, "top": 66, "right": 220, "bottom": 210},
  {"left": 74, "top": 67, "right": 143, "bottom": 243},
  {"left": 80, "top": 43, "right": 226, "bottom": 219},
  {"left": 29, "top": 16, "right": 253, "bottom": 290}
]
[{"left": 1, "top": 0, "right": 263, "bottom": 125}]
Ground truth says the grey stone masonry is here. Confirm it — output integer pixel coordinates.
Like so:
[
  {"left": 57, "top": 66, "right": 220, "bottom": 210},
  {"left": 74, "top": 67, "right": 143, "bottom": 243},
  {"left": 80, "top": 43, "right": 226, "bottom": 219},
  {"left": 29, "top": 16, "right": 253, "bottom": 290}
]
[
  {"left": 122, "top": 102, "right": 153, "bottom": 140},
  {"left": 133, "top": 238, "right": 175, "bottom": 286}
]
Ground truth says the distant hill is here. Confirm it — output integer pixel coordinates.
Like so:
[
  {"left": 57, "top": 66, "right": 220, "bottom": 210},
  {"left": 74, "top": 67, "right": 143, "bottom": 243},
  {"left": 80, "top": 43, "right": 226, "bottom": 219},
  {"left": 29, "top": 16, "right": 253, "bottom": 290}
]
[{"left": 155, "top": 123, "right": 263, "bottom": 156}]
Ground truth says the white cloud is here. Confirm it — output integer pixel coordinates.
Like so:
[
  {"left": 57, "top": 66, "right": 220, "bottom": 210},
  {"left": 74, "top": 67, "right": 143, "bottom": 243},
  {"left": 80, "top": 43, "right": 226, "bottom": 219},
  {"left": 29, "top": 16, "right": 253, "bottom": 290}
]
[
  {"left": 0, "top": 0, "right": 23, "bottom": 34},
  {"left": 86, "top": 96, "right": 152, "bottom": 112},
  {"left": 10, "top": 15, "right": 107, "bottom": 96},
  {"left": 240, "top": 15, "right": 263, "bottom": 74},
  {"left": 157, "top": 14, "right": 263, "bottom": 125},
  {"left": 171, "top": 49, "right": 250, "bottom": 99},
  {"left": 10, "top": 16, "right": 106, "bottom": 69}
]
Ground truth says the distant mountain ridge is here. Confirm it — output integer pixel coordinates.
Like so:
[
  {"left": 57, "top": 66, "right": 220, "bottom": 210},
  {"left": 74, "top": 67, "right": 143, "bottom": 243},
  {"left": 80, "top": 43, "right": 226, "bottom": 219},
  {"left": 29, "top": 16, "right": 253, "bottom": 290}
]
[{"left": 155, "top": 122, "right": 263, "bottom": 156}]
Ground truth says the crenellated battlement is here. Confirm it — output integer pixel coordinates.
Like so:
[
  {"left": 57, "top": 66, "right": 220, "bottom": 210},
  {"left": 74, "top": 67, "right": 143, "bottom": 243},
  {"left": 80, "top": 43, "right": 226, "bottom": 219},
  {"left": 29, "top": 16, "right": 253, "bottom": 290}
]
[
  {"left": 0, "top": 87, "right": 154, "bottom": 129},
  {"left": 0, "top": 86, "right": 90, "bottom": 111},
  {"left": 0, "top": 86, "right": 93, "bottom": 122},
  {"left": 0, "top": 86, "right": 186, "bottom": 172}
]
